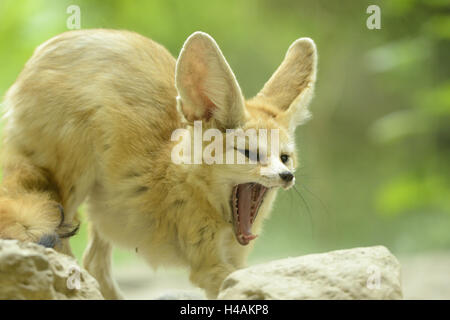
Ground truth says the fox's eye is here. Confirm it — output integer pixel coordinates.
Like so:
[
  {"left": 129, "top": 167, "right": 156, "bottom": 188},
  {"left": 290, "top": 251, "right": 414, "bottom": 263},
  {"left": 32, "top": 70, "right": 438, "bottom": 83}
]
[
  {"left": 280, "top": 154, "right": 289, "bottom": 163},
  {"left": 238, "top": 149, "right": 260, "bottom": 162}
]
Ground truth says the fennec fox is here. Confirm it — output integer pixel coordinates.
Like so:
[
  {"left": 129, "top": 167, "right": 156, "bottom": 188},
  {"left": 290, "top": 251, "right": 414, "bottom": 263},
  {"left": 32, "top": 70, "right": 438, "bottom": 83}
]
[{"left": 0, "top": 29, "right": 317, "bottom": 299}]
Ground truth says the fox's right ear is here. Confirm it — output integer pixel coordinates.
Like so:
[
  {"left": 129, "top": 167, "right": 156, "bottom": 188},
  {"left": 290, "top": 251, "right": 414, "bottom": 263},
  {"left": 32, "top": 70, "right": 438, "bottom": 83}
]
[{"left": 175, "top": 32, "right": 246, "bottom": 130}]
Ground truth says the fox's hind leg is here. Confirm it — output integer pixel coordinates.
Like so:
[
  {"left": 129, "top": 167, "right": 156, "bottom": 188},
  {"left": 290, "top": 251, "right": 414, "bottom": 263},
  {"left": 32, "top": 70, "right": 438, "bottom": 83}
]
[
  {"left": 83, "top": 223, "right": 124, "bottom": 300},
  {"left": 0, "top": 153, "right": 79, "bottom": 251}
]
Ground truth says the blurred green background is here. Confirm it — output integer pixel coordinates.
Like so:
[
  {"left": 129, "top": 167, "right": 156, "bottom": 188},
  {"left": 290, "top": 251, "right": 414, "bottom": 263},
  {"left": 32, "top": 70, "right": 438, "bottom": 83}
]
[{"left": 0, "top": 0, "right": 449, "bottom": 267}]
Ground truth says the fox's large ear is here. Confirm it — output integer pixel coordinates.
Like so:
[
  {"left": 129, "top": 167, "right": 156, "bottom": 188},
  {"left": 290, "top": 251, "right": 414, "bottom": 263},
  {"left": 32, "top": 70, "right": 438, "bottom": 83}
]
[
  {"left": 175, "top": 32, "right": 246, "bottom": 129},
  {"left": 256, "top": 38, "right": 317, "bottom": 131}
]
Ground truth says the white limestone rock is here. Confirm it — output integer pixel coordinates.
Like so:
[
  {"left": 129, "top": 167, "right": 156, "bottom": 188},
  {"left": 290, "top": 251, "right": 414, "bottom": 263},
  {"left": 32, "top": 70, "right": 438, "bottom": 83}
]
[
  {"left": 0, "top": 239, "right": 103, "bottom": 300},
  {"left": 219, "top": 246, "right": 402, "bottom": 300}
]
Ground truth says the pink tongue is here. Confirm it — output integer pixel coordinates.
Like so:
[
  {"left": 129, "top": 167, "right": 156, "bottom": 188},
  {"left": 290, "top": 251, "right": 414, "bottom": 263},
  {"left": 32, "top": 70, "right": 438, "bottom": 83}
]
[{"left": 237, "top": 185, "right": 255, "bottom": 238}]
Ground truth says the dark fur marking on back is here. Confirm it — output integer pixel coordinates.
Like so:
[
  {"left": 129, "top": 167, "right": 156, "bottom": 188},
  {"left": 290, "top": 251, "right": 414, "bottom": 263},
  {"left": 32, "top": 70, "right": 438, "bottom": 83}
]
[
  {"left": 21, "top": 147, "right": 35, "bottom": 158},
  {"left": 135, "top": 186, "right": 149, "bottom": 194},
  {"left": 126, "top": 171, "right": 143, "bottom": 179},
  {"left": 172, "top": 199, "right": 186, "bottom": 208},
  {"left": 198, "top": 226, "right": 208, "bottom": 237}
]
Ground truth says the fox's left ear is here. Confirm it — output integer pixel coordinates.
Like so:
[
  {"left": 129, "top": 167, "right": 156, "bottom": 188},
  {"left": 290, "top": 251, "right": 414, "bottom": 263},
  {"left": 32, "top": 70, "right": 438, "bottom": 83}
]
[
  {"left": 175, "top": 32, "right": 246, "bottom": 130},
  {"left": 256, "top": 38, "right": 317, "bottom": 131}
]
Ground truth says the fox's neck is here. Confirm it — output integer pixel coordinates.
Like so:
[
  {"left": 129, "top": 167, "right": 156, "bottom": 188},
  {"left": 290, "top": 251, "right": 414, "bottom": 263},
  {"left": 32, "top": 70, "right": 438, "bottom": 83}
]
[{"left": 166, "top": 159, "right": 230, "bottom": 221}]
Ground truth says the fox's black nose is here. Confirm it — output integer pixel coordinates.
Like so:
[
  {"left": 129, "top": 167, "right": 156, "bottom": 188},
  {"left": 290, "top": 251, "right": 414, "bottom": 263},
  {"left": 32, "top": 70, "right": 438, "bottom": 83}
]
[{"left": 279, "top": 172, "right": 294, "bottom": 182}]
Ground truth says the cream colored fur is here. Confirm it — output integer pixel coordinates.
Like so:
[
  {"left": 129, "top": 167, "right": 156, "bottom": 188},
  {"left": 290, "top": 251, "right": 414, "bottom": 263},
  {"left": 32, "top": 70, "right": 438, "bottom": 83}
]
[{"left": 0, "top": 29, "right": 317, "bottom": 299}]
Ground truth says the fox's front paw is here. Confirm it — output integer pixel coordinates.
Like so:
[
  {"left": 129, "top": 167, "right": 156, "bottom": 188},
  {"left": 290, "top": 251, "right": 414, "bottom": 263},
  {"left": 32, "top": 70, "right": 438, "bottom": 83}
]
[{"left": 190, "top": 263, "right": 235, "bottom": 299}]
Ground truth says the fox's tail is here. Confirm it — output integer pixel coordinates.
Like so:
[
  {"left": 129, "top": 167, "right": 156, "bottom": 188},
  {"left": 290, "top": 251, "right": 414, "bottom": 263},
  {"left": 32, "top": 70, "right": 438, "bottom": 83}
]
[{"left": 0, "top": 154, "right": 78, "bottom": 248}]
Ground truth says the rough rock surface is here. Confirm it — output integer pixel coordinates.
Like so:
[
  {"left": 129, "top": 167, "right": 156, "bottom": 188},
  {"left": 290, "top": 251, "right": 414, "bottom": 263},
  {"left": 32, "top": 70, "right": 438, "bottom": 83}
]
[
  {"left": 0, "top": 240, "right": 103, "bottom": 299},
  {"left": 218, "top": 246, "right": 402, "bottom": 300}
]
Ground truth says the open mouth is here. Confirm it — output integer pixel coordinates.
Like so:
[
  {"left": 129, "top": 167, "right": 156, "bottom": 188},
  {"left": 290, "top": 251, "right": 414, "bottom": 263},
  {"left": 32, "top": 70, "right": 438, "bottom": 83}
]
[{"left": 231, "top": 183, "right": 268, "bottom": 245}]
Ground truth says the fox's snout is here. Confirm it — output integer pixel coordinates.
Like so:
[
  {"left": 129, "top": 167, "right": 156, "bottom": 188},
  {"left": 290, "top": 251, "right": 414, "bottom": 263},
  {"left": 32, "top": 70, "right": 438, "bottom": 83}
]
[
  {"left": 259, "top": 160, "right": 295, "bottom": 189},
  {"left": 275, "top": 170, "right": 295, "bottom": 189},
  {"left": 279, "top": 171, "right": 294, "bottom": 182}
]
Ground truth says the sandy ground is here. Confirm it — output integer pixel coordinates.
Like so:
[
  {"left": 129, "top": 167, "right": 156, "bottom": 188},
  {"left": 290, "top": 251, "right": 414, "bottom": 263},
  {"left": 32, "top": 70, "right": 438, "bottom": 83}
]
[
  {"left": 399, "top": 252, "right": 450, "bottom": 300},
  {"left": 115, "top": 264, "right": 204, "bottom": 300},
  {"left": 114, "top": 252, "right": 450, "bottom": 300}
]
